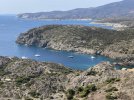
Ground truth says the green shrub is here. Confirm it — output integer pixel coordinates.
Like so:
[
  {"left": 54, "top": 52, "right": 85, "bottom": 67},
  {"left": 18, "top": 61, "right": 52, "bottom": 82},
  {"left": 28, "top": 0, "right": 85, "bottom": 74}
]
[
  {"left": 106, "top": 78, "right": 120, "bottom": 84},
  {"left": 0, "top": 81, "right": 4, "bottom": 86},
  {"left": 79, "top": 84, "right": 97, "bottom": 97},
  {"left": 67, "top": 95, "right": 74, "bottom": 100},
  {"left": 25, "top": 98, "right": 33, "bottom": 100},
  {"left": 15, "top": 76, "right": 31, "bottom": 85},
  {"left": 86, "top": 84, "right": 97, "bottom": 92},
  {"left": 79, "top": 91, "right": 88, "bottom": 98},
  {"left": 26, "top": 80, "right": 35, "bottom": 87},
  {"left": 0, "top": 68, "right": 11, "bottom": 76},
  {"left": 28, "top": 91, "right": 41, "bottom": 98},
  {"left": 77, "top": 87, "right": 84, "bottom": 92},
  {"left": 75, "top": 73, "right": 80, "bottom": 76},
  {"left": 67, "top": 89, "right": 75, "bottom": 95},
  {"left": 105, "top": 87, "right": 118, "bottom": 92},
  {"left": 66, "top": 89, "right": 75, "bottom": 100},
  {"left": 106, "top": 93, "right": 118, "bottom": 100},
  {"left": 72, "top": 98, "right": 79, "bottom": 100},
  {"left": 87, "top": 70, "right": 97, "bottom": 76}
]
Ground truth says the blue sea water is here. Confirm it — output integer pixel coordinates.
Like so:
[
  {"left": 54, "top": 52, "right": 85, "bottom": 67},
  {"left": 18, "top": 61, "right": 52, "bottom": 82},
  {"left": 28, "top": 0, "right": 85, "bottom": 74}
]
[{"left": 0, "top": 15, "right": 113, "bottom": 70}]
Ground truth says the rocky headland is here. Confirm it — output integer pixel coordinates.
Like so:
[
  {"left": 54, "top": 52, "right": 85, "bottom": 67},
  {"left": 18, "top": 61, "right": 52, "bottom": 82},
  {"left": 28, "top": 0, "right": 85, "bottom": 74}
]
[
  {"left": 0, "top": 56, "right": 134, "bottom": 100},
  {"left": 16, "top": 25, "right": 134, "bottom": 66}
]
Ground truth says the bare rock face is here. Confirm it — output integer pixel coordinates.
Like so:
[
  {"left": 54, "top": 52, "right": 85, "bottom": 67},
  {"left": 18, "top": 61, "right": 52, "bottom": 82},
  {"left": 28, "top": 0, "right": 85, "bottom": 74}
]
[{"left": 67, "top": 62, "right": 119, "bottom": 88}]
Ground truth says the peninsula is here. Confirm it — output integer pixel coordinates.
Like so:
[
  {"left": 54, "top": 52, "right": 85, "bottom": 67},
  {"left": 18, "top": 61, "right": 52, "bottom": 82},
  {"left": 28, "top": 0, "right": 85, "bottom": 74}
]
[{"left": 16, "top": 25, "right": 134, "bottom": 66}]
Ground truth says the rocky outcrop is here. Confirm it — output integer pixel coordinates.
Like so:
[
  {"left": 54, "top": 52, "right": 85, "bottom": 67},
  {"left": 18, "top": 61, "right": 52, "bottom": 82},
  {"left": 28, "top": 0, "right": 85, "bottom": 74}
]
[
  {"left": 16, "top": 25, "right": 134, "bottom": 66},
  {"left": 66, "top": 62, "right": 134, "bottom": 100}
]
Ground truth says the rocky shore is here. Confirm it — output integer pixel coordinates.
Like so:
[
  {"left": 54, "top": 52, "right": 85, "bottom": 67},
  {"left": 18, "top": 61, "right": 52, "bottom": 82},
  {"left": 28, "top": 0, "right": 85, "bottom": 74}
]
[
  {"left": 0, "top": 56, "right": 134, "bottom": 100},
  {"left": 16, "top": 25, "right": 134, "bottom": 66}
]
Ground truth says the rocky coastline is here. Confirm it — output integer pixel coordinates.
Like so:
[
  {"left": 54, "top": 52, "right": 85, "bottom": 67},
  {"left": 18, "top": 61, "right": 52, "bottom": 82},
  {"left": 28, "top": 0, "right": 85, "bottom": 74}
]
[{"left": 16, "top": 25, "right": 134, "bottom": 67}]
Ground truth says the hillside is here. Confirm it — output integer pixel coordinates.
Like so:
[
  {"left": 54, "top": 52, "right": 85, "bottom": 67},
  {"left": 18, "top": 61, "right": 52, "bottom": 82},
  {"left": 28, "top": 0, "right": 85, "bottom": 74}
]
[
  {"left": 0, "top": 56, "right": 74, "bottom": 100},
  {"left": 16, "top": 25, "right": 134, "bottom": 66},
  {"left": 0, "top": 56, "right": 134, "bottom": 100},
  {"left": 18, "top": 0, "right": 134, "bottom": 19}
]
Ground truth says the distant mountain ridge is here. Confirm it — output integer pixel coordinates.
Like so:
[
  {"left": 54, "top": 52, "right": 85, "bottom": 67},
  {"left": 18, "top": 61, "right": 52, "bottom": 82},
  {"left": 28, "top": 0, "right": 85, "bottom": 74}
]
[{"left": 18, "top": 0, "right": 134, "bottom": 19}]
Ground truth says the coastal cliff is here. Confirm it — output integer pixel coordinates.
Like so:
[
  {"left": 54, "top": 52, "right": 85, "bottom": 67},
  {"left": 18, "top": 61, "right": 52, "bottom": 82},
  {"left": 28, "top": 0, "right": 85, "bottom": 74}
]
[
  {"left": 16, "top": 25, "right": 134, "bottom": 66},
  {"left": 0, "top": 56, "right": 134, "bottom": 100}
]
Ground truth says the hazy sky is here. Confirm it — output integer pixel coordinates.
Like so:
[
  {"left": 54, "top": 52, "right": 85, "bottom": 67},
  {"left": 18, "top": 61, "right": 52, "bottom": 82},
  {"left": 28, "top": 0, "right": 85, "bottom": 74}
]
[{"left": 0, "top": 0, "right": 122, "bottom": 14}]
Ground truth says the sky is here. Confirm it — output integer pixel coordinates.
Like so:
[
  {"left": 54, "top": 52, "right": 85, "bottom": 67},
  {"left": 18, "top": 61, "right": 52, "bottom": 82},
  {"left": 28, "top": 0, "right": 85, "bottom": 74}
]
[{"left": 0, "top": 0, "right": 122, "bottom": 14}]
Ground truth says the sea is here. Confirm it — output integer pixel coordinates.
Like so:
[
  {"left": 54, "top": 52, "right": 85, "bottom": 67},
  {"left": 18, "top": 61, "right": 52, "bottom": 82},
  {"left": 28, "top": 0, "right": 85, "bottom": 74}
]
[{"left": 0, "top": 15, "right": 113, "bottom": 70}]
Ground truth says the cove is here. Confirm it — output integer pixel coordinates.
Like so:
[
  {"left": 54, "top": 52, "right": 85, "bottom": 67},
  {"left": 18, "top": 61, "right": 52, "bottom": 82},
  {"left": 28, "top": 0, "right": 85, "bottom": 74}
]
[{"left": 0, "top": 15, "right": 113, "bottom": 70}]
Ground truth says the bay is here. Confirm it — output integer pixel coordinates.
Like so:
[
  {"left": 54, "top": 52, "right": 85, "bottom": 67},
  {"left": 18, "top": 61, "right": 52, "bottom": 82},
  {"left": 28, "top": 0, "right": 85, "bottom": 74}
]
[{"left": 0, "top": 15, "right": 113, "bottom": 70}]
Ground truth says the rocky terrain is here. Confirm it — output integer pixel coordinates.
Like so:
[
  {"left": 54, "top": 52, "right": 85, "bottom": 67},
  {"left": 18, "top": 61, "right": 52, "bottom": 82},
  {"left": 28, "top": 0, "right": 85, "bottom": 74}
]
[
  {"left": 16, "top": 25, "right": 134, "bottom": 66},
  {"left": 0, "top": 56, "right": 134, "bottom": 100},
  {"left": 67, "top": 62, "right": 134, "bottom": 100},
  {"left": 0, "top": 56, "right": 74, "bottom": 100}
]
